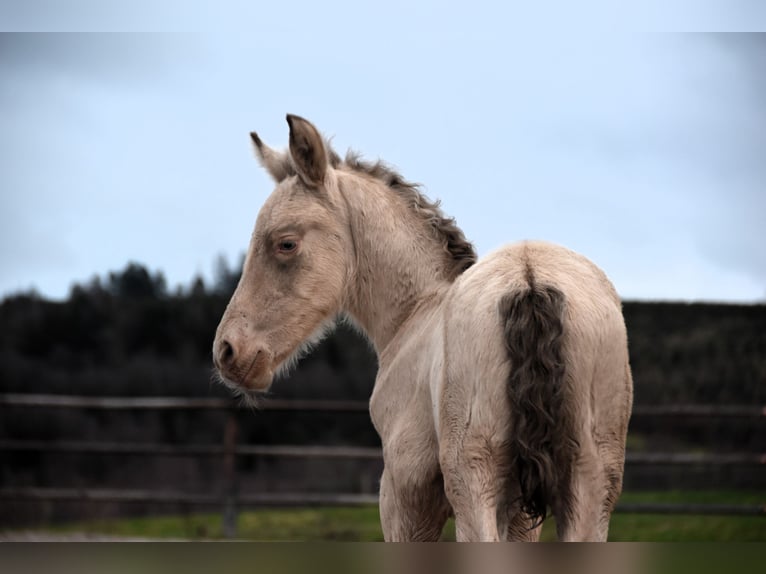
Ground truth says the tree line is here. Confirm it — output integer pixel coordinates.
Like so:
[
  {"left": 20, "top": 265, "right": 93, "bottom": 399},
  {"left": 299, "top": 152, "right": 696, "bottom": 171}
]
[{"left": 1, "top": 259, "right": 764, "bottom": 405}]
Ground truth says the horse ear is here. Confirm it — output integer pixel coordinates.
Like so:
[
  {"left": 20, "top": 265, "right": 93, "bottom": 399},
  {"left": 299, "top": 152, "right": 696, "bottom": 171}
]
[
  {"left": 286, "top": 114, "right": 328, "bottom": 188},
  {"left": 250, "top": 132, "right": 293, "bottom": 183}
]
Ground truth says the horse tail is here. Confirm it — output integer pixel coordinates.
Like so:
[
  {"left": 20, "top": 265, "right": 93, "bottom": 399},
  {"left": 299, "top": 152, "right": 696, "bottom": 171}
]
[{"left": 499, "top": 274, "right": 577, "bottom": 526}]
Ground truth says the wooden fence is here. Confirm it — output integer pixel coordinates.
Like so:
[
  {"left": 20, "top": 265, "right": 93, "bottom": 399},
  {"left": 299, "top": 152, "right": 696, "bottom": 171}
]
[{"left": 1, "top": 393, "right": 764, "bottom": 537}]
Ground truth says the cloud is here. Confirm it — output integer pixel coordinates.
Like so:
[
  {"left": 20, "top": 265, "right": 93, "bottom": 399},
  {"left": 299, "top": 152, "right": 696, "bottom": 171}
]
[
  {"left": 0, "top": 33, "right": 191, "bottom": 89},
  {"left": 518, "top": 34, "right": 766, "bottom": 297},
  {"left": 0, "top": 33, "right": 197, "bottom": 297},
  {"left": 689, "top": 35, "right": 766, "bottom": 292}
]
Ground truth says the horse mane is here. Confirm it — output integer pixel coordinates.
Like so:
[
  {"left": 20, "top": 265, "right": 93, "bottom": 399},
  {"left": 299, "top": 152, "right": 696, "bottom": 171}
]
[{"left": 341, "top": 151, "right": 477, "bottom": 279}]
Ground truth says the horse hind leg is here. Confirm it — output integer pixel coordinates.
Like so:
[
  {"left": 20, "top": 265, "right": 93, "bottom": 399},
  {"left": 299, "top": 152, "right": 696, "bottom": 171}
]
[
  {"left": 543, "top": 437, "right": 604, "bottom": 541},
  {"left": 440, "top": 442, "right": 506, "bottom": 542},
  {"left": 443, "top": 456, "right": 543, "bottom": 542},
  {"left": 554, "top": 426, "right": 630, "bottom": 542},
  {"left": 438, "top": 358, "right": 516, "bottom": 540},
  {"left": 558, "top": 347, "right": 632, "bottom": 541},
  {"left": 589, "top": 427, "right": 629, "bottom": 540}
]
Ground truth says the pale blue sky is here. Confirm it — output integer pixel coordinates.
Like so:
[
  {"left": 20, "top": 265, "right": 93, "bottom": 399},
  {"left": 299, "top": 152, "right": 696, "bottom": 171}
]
[{"left": 1, "top": 2, "right": 765, "bottom": 301}]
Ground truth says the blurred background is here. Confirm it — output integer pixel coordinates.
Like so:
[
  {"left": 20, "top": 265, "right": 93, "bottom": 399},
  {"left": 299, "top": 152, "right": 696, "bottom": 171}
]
[{"left": 1, "top": 2, "right": 764, "bottom": 540}]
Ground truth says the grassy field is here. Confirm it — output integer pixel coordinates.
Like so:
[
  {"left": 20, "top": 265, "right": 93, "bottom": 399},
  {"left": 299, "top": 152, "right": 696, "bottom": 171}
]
[{"left": 20, "top": 490, "right": 764, "bottom": 541}]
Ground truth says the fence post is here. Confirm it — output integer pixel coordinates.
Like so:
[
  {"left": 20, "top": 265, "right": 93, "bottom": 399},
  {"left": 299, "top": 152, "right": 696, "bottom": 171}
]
[{"left": 222, "top": 410, "right": 239, "bottom": 539}]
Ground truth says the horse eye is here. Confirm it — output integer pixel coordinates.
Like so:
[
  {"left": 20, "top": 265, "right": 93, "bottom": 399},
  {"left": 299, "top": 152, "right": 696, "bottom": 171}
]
[{"left": 278, "top": 240, "right": 298, "bottom": 253}]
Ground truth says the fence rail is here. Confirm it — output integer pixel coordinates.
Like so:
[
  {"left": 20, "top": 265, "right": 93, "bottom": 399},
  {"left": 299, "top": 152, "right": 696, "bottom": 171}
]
[
  {"left": 0, "top": 487, "right": 763, "bottom": 516},
  {"left": 2, "top": 393, "right": 764, "bottom": 536},
  {"left": 0, "top": 393, "right": 369, "bottom": 412},
  {"left": 0, "top": 440, "right": 383, "bottom": 460},
  {"left": 0, "top": 487, "right": 380, "bottom": 507},
  {"left": 2, "top": 393, "right": 764, "bottom": 417},
  {"left": 1, "top": 440, "right": 763, "bottom": 466}
]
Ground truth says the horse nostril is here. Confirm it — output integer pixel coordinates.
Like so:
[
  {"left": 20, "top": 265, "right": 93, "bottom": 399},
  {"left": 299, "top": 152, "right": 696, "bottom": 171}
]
[{"left": 218, "top": 339, "right": 236, "bottom": 368}]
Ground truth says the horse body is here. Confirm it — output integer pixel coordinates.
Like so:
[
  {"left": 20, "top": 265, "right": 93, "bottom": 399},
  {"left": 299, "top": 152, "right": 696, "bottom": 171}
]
[
  {"left": 213, "top": 115, "right": 633, "bottom": 541},
  {"left": 370, "top": 241, "right": 631, "bottom": 541}
]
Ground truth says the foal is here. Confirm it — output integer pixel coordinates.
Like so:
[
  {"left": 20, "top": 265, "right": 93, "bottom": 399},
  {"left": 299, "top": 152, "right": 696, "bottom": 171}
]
[{"left": 213, "top": 115, "right": 633, "bottom": 541}]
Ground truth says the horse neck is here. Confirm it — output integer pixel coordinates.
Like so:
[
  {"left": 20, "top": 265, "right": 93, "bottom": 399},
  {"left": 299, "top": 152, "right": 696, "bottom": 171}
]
[{"left": 338, "top": 174, "right": 450, "bottom": 355}]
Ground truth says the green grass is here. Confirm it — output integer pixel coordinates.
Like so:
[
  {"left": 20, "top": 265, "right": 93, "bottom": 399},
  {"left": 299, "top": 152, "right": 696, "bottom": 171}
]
[
  {"left": 15, "top": 490, "right": 765, "bottom": 541},
  {"left": 604, "top": 490, "right": 766, "bottom": 542}
]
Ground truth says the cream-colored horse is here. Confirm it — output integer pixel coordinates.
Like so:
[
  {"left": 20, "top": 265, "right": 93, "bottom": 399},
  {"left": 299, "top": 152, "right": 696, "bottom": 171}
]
[{"left": 213, "top": 115, "right": 633, "bottom": 541}]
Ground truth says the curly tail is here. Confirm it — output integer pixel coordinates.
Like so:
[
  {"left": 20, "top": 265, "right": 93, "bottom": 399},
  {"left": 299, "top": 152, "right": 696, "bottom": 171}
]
[{"left": 499, "top": 279, "right": 578, "bottom": 526}]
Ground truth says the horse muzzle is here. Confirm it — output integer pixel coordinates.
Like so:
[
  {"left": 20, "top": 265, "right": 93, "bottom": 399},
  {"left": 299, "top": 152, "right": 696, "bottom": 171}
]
[{"left": 213, "top": 335, "right": 275, "bottom": 391}]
